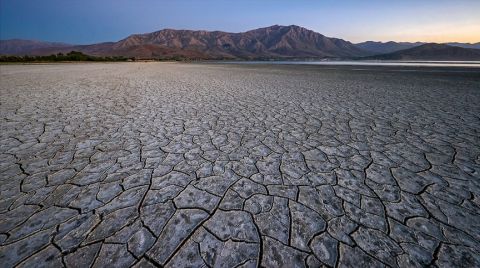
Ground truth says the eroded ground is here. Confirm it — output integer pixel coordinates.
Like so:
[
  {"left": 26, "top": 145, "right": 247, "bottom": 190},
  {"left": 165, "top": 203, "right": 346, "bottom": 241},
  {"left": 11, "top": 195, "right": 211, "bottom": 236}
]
[{"left": 0, "top": 63, "right": 479, "bottom": 267}]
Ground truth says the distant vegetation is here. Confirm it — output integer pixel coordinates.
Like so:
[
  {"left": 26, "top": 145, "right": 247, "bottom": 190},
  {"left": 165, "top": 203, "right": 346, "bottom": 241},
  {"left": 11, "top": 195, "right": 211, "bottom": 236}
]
[{"left": 0, "top": 51, "right": 131, "bottom": 62}]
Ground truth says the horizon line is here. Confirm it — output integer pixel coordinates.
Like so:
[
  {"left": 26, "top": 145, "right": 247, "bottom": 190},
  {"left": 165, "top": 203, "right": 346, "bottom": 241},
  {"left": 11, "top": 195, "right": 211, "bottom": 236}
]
[{"left": 1, "top": 25, "right": 479, "bottom": 45}]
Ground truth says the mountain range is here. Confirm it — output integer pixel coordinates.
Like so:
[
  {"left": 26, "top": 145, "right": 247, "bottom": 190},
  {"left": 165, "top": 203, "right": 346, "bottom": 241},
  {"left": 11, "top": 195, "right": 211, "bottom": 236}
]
[
  {"left": 1, "top": 25, "right": 479, "bottom": 60},
  {"left": 365, "top": 43, "right": 480, "bottom": 61},
  {"left": 355, "top": 41, "right": 424, "bottom": 54},
  {"left": 0, "top": 39, "right": 72, "bottom": 55},
  {"left": 356, "top": 41, "right": 480, "bottom": 54}
]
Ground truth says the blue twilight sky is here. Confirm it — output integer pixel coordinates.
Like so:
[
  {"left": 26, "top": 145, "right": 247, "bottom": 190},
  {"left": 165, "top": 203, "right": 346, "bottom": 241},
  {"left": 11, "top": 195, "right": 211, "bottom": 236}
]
[{"left": 1, "top": 0, "right": 479, "bottom": 44}]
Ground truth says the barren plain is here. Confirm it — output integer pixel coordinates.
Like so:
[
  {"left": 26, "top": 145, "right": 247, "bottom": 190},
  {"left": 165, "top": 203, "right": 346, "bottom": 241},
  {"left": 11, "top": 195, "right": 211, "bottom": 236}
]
[{"left": 0, "top": 62, "right": 479, "bottom": 267}]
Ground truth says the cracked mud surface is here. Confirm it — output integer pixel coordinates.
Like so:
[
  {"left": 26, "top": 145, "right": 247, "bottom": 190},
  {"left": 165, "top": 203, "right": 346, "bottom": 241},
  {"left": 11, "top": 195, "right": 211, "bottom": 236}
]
[{"left": 0, "top": 62, "right": 479, "bottom": 267}]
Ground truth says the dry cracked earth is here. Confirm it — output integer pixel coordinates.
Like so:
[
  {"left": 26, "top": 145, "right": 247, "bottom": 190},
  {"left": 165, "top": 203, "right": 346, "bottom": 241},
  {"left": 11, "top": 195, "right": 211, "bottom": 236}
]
[{"left": 0, "top": 62, "right": 479, "bottom": 268}]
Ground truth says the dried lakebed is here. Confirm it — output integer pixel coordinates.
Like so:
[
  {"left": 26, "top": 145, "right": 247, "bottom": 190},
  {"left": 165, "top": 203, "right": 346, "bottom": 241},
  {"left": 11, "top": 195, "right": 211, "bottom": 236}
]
[{"left": 0, "top": 62, "right": 479, "bottom": 267}]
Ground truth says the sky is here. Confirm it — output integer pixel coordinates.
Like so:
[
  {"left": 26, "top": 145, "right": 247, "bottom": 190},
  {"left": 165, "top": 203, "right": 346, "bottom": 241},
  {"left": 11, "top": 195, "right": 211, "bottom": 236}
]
[{"left": 1, "top": 0, "right": 479, "bottom": 44}]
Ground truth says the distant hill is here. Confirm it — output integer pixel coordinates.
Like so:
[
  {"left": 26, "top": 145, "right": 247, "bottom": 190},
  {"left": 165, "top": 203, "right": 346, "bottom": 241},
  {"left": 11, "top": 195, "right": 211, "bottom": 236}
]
[
  {"left": 446, "top": 42, "right": 480, "bottom": 50},
  {"left": 355, "top": 41, "right": 424, "bottom": 54},
  {"left": 0, "top": 25, "right": 369, "bottom": 59},
  {"left": 355, "top": 41, "right": 480, "bottom": 55},
  {"left": 365, "top": 43, "right": 480, "bottom": 61},
  {"left": 0, "top": 39, "right": 72, "bottom": 55}
]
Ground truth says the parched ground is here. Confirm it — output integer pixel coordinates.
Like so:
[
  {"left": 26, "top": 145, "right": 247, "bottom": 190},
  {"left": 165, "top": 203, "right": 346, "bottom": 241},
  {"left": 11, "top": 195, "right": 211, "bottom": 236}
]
[{"left": 0, "top": 62, "right": 479, "bottom": 267}]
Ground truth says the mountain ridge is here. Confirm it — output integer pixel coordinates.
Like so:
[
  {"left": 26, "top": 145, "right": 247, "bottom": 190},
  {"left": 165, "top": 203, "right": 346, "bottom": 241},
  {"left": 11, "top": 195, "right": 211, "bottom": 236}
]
[
  {"left": 0, "top": 25, "right": 370, "bottom": 59},
  {"left": 355, "top": 41, "right": 424, "bottom": 54},
  {"left": 356, "top": 41, "right": 480, "bottom": 54},
  {"left": 0, "top": 39, "right": 72, "bottom": 55},
  {"left": 365, "top": 43, "right": 480, "bottom": 61},
  {"left": 1, "top": 25, "right": 479, "bottom": 60}
]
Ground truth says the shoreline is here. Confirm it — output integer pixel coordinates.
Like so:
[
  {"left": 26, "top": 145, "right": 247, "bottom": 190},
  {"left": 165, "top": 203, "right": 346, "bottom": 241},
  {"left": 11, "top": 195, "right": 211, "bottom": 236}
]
[{"left": 2, "top": 59, "right": 480, "bottom": 68}]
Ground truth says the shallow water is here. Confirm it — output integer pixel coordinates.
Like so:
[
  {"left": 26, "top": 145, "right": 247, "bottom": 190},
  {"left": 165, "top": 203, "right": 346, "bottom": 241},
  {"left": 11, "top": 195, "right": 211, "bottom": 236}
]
[{"left": 221, "top": 60, "right": 480, "bottom": 68}]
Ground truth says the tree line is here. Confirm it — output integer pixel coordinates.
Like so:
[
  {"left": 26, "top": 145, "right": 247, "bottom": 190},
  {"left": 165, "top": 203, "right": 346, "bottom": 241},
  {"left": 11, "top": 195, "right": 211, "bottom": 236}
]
[{"left": 0, "top": 51, "right": 131, "bottom": 62}]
